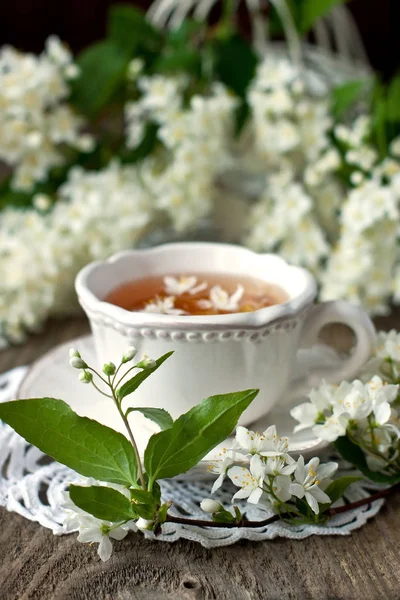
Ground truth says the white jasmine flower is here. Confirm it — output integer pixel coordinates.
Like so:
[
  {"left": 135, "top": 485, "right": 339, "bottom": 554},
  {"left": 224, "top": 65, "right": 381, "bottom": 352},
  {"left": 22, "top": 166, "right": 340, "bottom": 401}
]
[
  {"left": 366, "top": 376, "right": 398, "bottom": 425},
  {"left": 375, "top": 330, "right": 400, "bottom": 361},
  {"left": 264, "top": 455, "right": 296, "bottom": 476},
  {"left": 290, "top": 380, "right": 335, "bottom": 432},
  {"left": 234, "top": 426, "right": 267, "bottom": 456},
  {"left": 228, "top": 455, "right": 266, "bottom": 504},
  {"left": 77, "top": 515, "right": 130, "bottom": 561},
  {"left": 208, "top": 284, "right": 244, "bottom": 312},
  {"left": 258, "top": 425, "right": 291, "bottom": 458},
  {"left": 312, "top": 412, "right": 350, "bottom": 442},
  {"left": 0, "top": 39, "right": 87, "bottom": 191},
  {"left": 141, "top": 296, "right": 186, "bottom": 315},
  {"left": 234, "top": 425, "right": 290, "bottom": 458},
  {"left": 209, "top": 454, "right": 235, "bottom": 493},
  {"left": 289, "top": 456, "right": 337, "bottom": 514},
  {"left": 163, "top": 275, "right": 207, "bottom": 296}
]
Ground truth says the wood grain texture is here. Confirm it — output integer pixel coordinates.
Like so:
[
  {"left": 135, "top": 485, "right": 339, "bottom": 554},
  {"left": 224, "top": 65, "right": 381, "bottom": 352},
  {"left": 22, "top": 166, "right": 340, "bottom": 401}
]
[{"left": 1, "top": 315, "right": 400, "bottom": 600}]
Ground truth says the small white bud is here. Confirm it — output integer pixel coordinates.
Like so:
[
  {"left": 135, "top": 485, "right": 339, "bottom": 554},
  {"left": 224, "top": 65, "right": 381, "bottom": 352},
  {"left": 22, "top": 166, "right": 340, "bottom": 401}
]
[
  {"left": 137, "top": 354, "right": 156, "bottom": 369},
  {"left": 200, "top": 499, "right": 222, "bottom": 514},
  {"left": 103, "top": 362, "right": 116, "bottom": 376},
  {"left": 76, "top": 134, "right": 95, "bottom": 153},
  {"left": 79, "top": 370, "right": 93, "bottom": 384},
  {"left": 69, "top": 356, "right": 87, "bottom": 369},
  {"left": 350, "top": 171, "right": 364, "bottom": 186},
  {"left": 122, "top": 346, "right": 137, "bottom": 363},
  {"left": 127, "top": 58, "right": 144, "bottom": 80},
  {"left": 33, "top": 194, "right": 51, "bottom": 211},
  {"left": 136, "top": 518, "right": 153, "bottom": 531},
  {"left": 69, "top": 348, "right": 81, "bottom": 359},
  {"left": 64, "top": 63, "right": 80, "bottom": 79}
]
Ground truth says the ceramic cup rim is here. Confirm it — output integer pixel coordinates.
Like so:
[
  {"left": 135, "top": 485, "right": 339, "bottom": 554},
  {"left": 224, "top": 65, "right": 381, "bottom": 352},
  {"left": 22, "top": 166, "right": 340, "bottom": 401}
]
[{"left": 75, "top": 242, "right": 317, "bottom": 330}]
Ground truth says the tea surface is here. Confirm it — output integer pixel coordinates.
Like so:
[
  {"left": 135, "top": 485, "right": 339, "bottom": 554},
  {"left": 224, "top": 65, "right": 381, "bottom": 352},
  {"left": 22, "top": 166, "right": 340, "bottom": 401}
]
[{"left": 104, "top": 273, "right": 288, "bottom": 315}]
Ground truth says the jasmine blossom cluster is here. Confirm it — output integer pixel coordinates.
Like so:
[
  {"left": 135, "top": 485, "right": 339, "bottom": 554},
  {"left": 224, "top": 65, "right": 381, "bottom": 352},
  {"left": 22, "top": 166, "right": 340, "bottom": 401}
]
[
  {"left": 208, "top": 425, "right": 338, "bottom": 516},
  {"left": 0, "top": 36, "right": 92, "bottom": 191}
]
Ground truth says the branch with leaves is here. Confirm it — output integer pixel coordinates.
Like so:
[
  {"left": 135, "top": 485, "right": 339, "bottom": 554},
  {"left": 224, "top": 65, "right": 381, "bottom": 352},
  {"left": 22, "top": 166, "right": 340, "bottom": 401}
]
[{"left": 1, "top": 330, "right": 400, "bottom": 561}]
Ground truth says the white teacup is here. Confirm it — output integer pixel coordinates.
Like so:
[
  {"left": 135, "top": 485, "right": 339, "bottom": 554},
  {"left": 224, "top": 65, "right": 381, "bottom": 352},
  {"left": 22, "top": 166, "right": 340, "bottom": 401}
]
[{"left": 75, "top": 243, "right": 376, "bottom": 425}]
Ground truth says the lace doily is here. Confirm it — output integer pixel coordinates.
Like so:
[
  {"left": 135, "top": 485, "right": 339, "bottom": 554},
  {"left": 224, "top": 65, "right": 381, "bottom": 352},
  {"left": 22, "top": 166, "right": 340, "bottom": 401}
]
[{"left": 0, "top": 366, "right": 387, "bottom": 547}]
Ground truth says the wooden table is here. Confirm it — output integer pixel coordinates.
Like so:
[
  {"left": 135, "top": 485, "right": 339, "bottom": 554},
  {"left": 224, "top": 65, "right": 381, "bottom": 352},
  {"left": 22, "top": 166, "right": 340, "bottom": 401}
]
[{"left": 1, "top": 316, "right": 400, "bottom": 600}]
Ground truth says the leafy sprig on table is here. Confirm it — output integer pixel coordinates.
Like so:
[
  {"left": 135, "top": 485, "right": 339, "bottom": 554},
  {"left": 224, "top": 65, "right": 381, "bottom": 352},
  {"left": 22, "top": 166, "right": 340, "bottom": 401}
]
[{"left": 0, "top": 344, "right": 397, "bottom": 561}]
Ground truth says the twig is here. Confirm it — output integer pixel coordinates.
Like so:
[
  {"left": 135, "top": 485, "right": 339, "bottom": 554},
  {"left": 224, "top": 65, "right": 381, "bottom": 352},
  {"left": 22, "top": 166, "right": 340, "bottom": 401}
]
[{"left": 165, "top": 484, "right": 400, "bottom": 529}]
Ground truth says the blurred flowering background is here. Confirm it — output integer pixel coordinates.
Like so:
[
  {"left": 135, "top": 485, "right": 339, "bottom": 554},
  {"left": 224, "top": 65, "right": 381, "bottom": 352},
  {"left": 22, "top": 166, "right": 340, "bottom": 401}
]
[{"left": 0, "top": 0, "right": 399, "bottom": 347}]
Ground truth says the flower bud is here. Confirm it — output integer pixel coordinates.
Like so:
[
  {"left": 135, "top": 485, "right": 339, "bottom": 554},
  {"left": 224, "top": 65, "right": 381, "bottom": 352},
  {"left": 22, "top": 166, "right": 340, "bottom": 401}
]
[
  {"left": 69, "top": 348, "right": 81, "bottom": 359},
  {"left": 79, "top": 370, "right": 93, "bottom": 384},
  {"left": 122, "top": 346, "right": 137, "bottom": 364},
  {"left": 136, "top": 354, "right": 156, "bottom": 369},
  {"left": 200, "top": 499, "right": 222, "bottom": 514},
  {"left": 136, "top": 518, "right": 153, "bottom": 531},
  {"left": 69, "top": 356, "right": 87, "bottom": 369},
  {"left": 103, "top": 362, "right": 116, "bottom": 376}
]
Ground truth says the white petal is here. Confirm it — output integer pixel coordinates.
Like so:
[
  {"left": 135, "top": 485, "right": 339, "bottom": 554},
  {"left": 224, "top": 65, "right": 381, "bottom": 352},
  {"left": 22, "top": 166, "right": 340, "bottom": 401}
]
[
  {"left": 294, "top": 455, "right": 305, "bottom": 482},
  {"left": 248, "top": 487, "right": 263, "bottom": 504},
  {"left": 77, "top": 526, "right": 102, "bottom": 544},
  {"left": 228, "top": 466, "right": 251, "bottom": 488},
  {"left": 290, "top": 403, "right": 318, "bottom": 428},
  {"left": 211, "top": 473, "right": 224, "bottom": 494},
  {"left": 235, "top": 426, "right": 250, "bottom": 451},
  {"left": 281, "top": 462, "right": 297, "bottom": 475},
  {"left": 98, "top": 535, "right": 113, "bottom": 561},
  {"left": 374, "top": 402, "right": 391, "bottom": 425},
  {"left": 308, "top": 486, "right": 330, "bottom": 505},
  {"left": 288, "top": 482, "right": 305, "bottom": 499},
  {"left": 305, "top": 491, "right": 319, "bottom": 514},
  {"left": 316, "top": 461, "right": 338, "bottom": 480},
  {"left": 232, "top": 488, "right": 251, "bottom": 501},
  {"left": 109, "top": 527, "right": 129, "bottom": 541},
  {"left": 249, "top": 455, "right": 265, "bottom": 479}
]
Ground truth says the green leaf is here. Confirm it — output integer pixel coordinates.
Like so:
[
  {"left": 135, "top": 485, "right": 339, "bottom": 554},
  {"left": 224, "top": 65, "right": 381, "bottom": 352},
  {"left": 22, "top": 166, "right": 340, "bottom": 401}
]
[
  {"left": 332, "top": 80, "right": 370, "bottom": 119},
  {"left": 319, "top": 476, "right": 362, "bottom": 512},
  {"left": 334, "top": 437, "right": 400, "bottom": 485},
  {"left": 130, "top": 488, "right": 157, "bottom": 505},
  {"left": 126, "top": 407, "right": 173, "bottom": 431},
  {"left": 300, "top": 0, "right": 350, "bottom": 34},
  {"left": 71, "top": 40, "right": 130, "bottom": 116},
  {"left": 0, "top": 399, "right": 138, "bottom": 486},
  {"left": 117, "top": 351, "right": 174, "bottom": 401},
  {"left": 386, "top": 74, "right": 400, "bottom": 122},
  {"left": 70, "top": 485, "right": 137, "bottom": 521},
  {"left": 108, "top": 4, "right": 161, "bottom": 57},
  {"left": 212, "top": 509, "right": 235, "bottom": 523},
  {"left": 155, "top": 48, "right": 201, "bottom": 76},
  {"left": 214, "top": 35, "right": 257, "bottom": 98},
  {"left": 157, "top": 502, "right": 170, "bottom": 524},
  {"left": 144, "top": 389, "right": 258, "bottom": 484}
]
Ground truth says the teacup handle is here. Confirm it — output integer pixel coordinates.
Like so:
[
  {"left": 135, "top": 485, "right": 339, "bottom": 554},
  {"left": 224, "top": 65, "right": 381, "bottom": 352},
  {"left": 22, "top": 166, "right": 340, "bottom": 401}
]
[{"left": 288, "top": 300, "right": 376, "bottom": 401}]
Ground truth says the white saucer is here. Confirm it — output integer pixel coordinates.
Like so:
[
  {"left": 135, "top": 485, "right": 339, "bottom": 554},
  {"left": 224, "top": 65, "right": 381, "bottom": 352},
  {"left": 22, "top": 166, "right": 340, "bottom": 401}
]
[{"left": 17, "top": 335, "right": 338, "bottom": 477}]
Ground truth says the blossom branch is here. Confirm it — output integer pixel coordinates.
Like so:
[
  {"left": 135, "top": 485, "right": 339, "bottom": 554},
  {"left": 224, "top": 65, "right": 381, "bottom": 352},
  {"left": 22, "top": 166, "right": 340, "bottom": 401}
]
[{"left": 165, "top": 484, "right": 400, "bottom": 529}]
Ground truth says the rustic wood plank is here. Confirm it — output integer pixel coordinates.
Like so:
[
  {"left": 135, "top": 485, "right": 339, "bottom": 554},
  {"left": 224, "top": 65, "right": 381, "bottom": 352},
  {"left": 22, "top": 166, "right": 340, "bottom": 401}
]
[{"left": 0, "top": 315, "right": 399, "bottom": 600}]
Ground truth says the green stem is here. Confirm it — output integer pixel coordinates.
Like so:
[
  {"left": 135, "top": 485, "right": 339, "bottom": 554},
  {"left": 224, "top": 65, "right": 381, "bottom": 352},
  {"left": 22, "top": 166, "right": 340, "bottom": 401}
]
[
  {"left": 108, "top": 376, "right": 146, "bottom": 489},
  {"left": 114, "top": 364, "right": 138, "bottom": 393},
  {"left": 86, "top": 367, "right": 110, "bottom": 387},
  {"left": 90, "top": 380, "right": 113, "bottom": 399}
]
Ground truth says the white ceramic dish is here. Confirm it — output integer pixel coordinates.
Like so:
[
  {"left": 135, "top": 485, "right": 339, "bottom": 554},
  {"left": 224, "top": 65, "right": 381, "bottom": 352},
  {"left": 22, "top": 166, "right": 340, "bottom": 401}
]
[
  {"left": 14, "top": 335, "right": 358, "bottom": 477},
  {"left": 75, "top": 243, "right": 376, "bottom": 426}
]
